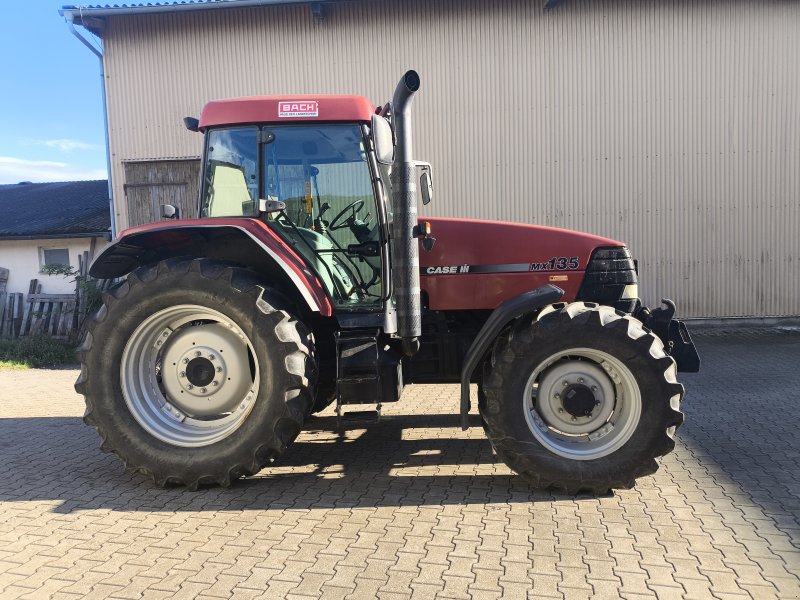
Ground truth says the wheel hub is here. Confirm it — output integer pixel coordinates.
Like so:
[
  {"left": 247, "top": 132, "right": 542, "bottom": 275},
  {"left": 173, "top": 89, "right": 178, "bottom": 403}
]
[
  {"left": 172, "top": 346, "right": 226, "bottom": 397},
  {"left": 186, "top": 356, "right": 216, "bottom": 387},
  {"left": 161, "top": 322, "right": 252, "bottom": 417},
  {"left": 534, "top": 359, "right": 615, "bottom": 435},
  {"left": 562, "top": 383, "right": 597, "bottom": 418}
]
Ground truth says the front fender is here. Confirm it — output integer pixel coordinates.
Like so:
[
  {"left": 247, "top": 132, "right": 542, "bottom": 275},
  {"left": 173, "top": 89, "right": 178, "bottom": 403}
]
[
  {"left": 459, "top": 284, "right": 564, "bottom": 429},
  {"left": 91, "top": 219, "right": 333, "bottom": 316}
]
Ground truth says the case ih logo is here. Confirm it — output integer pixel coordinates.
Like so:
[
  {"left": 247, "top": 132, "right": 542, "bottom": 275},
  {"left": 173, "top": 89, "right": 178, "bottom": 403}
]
[{"left": 278, "top": 101, "right": 319, "bottom": 118}]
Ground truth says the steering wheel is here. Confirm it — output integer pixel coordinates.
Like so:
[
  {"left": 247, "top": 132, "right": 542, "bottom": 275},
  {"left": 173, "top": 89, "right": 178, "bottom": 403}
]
[{"left": 329, "top": 199, "right": 365, "bottom": 231}]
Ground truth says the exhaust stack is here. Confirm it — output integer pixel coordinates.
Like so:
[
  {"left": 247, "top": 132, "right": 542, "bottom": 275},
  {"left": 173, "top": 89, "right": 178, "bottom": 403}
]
[{"left": 391, "top": 70, "right": 422, "bottom": 356}]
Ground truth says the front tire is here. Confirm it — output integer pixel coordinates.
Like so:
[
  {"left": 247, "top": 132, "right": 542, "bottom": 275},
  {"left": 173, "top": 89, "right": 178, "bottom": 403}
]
[
  {"left": 75, "top": 258, "right": 316, "bottom": 489},
  {"left": 480, "top": 302, "right": 684, "bottom": 494}
]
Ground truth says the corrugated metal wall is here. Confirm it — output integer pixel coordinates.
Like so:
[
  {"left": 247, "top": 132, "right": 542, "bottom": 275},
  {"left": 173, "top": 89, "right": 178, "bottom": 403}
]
[{"left": 102, "top": 0, "right": 800, "bottom": 318}]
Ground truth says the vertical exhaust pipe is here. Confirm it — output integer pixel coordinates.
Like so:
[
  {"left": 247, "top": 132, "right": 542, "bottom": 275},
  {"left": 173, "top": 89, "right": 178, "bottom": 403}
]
[{"left": 391, "top": 70, "right": 422, "bottom": 356}]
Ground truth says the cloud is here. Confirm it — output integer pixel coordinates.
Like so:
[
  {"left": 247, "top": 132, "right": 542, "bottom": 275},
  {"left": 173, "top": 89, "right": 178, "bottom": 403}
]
[
  {"left": 40, "top": 138, "right": 97, "bottom": 152},
  {"left": 0, "top": 157, "right": 106, "bottom": 184}
]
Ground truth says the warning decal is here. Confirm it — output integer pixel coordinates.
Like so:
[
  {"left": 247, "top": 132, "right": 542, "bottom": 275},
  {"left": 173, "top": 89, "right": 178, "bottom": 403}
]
[{"left": 278, "top": 101, "right": 319, "bottom": 118}]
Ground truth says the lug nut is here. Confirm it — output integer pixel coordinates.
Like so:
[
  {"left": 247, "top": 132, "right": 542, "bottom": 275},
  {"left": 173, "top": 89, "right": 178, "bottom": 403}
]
[
  {"left": 562, "top": 381, "right": 569, "bottom": 387},
  {"left": 591, "top": 386, "right": 598, "bottom": 392},
  {"left": 195, "top": 350, "right": 201, "bottom": 357},
  {"left": 557, "top": 408, "right": 564, "bottom": 414},
  {"left": 216, "top": 366, "right": 222, "bottom": 373},
  {"left": 578, "top": 377, "right": 585, "bottom": 384},
  {"left": 187, "top": 384, "right": 194, "bottom": 390},
  {"left": 571, "top": 416, "right": 577, "bottom": 421},
  {"left": 554, "top": 393, "right": 561, "bottom": 400},
  {"left": 211, "top": 381, "right": 219, "bottom": 387},
  {"left": 162, "top": 331, "right": 169, "bottom": 337},
  {"left": 200, "top": 387, "right": 207, "bottom": 393},
  {"left": 179, "top": 371, "right": 186, "bottom": 378},
  {"left": 209, "top": 354, "right": 215, "bottom": 361},
  {"left": 183, "top": 358, "right": 189, "bottom": 364}
]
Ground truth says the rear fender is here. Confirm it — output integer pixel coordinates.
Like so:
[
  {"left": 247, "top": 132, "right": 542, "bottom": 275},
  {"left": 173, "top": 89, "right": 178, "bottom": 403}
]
[
  {"left": 459, "top": 284, "right": 564, "bottom": 430},
  {"left": 90, "top": 220, "right": 333, "bottom": 317}
]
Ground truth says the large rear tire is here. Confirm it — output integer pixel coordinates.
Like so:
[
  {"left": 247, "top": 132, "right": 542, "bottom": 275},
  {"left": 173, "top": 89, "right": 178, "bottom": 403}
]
[
  {"left": 480, "top": 302, "right": 684, "bottom": 495},
  {"left": 75, "top": 257, "right": 316, "bottom": 489},
  {"left": 311, "top": 381, "right": 336, "bottom": 414}
]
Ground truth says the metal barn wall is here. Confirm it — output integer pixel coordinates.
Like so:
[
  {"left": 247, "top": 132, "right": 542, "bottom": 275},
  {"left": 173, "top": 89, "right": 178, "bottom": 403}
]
[{"left": 101, "top": 0, "right": 800, "bottom": 318}]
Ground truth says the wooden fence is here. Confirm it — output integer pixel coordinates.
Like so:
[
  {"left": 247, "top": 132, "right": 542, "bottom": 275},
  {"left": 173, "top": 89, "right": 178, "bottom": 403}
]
[{"left": 0, "top": 252, "right": 116, "bottom": 340}]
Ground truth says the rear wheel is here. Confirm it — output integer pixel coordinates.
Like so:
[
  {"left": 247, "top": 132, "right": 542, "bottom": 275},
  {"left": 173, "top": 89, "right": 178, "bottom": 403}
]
[
  {"left": 311, "top": 380, "right": 337, "bottom": 414},
  {"left": 480, "top": 302, "right": 684, "bottom": 494},
  {"left": 76, "top": 257, "right": 316, "bottom": 489}
]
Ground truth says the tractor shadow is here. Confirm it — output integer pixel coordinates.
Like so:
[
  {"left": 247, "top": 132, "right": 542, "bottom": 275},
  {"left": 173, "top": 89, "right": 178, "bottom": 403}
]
[{"left": 0, "top": 411, "right": 593, "bottom": 514}]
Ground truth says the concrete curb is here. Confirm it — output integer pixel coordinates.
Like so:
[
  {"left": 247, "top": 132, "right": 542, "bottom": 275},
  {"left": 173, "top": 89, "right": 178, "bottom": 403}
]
[{"left": 684, "top": 316, "right": 800, "bottom": 330}]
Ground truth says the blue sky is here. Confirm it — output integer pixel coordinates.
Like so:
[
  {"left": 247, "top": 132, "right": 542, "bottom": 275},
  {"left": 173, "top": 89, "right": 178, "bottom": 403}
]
[{"left": 0, "top": 2, "right": 107, "bottom": 184}]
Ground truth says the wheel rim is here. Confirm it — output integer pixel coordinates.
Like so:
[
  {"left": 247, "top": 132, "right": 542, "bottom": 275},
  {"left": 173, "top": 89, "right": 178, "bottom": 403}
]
[
  {"left": 522, "top": 347, "right": 641, "bottom": 460},
  {"left": 121, "top": 304, "right": 259, "bottom": 448}
]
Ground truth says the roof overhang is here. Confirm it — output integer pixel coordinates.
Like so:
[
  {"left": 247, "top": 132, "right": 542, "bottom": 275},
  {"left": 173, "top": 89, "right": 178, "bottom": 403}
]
[
  {"left": 60, "top": 1, "right": 331, "bottom": 25},
  {"left": 0, "top": 232, "right": 109, "bottom": 242},
  {"left": 61, "top": 0, "right": 563, "bottom": 26}
]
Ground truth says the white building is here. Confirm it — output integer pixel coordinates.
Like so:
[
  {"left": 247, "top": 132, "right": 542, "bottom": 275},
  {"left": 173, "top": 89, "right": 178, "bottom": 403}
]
[{"left": 0, "top": 180, "right": 109, "bottom": 295}]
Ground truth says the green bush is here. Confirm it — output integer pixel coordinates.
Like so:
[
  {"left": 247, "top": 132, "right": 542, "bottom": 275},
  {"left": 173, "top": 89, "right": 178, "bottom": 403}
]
[
  {"left": 0, "top": 336, "right": 78, "bottom": 369},
  {"left": 40, "top": 263, "right": 103, "bottom": 329}
]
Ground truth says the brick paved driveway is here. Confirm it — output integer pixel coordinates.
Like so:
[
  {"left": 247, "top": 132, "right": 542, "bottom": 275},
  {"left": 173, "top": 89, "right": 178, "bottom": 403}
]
[{"left": 0, "top": 328, "right": 798, "bottom": 599}]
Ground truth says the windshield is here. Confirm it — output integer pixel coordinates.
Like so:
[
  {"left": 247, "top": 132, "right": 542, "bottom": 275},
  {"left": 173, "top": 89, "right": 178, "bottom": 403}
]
[{"left": 200, "top": 124, "right": 383, "bottom": 310}]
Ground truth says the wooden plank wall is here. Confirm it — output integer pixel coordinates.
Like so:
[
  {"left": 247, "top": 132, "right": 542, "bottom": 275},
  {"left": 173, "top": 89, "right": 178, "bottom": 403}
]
[
  {"left": 123, "top": 159, "right": 201, "bottom": 227},
  {"left": 0, "top": 268, "right": 116, "bottom": 340}
]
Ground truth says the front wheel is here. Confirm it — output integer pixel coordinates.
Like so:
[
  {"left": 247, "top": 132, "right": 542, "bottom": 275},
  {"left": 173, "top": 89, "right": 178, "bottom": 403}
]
[
  {"left": 480, "top": 302, "right": 684, "bottom": 494},
  {"left": 75, "top": 258, "right": 316, "bottom": 489}
]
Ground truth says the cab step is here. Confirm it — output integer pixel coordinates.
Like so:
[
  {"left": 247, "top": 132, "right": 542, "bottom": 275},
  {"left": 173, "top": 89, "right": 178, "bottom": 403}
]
[
  {"left": 335, "top": 329, "right": 382, "bottom": 407},
  {"left": 338, "top": 408, "right": 381, "bottom": 425}
]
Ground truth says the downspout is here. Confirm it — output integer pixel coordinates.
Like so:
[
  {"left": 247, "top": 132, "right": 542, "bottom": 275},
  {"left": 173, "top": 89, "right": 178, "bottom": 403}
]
[{"left": 65, "top": 15, "right": 117, "bottom": 239}]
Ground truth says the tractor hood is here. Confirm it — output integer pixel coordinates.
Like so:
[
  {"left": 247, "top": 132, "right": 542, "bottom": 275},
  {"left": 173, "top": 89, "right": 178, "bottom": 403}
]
[{"left": 418, "top": 217, "right": 624, "bottom": 311}]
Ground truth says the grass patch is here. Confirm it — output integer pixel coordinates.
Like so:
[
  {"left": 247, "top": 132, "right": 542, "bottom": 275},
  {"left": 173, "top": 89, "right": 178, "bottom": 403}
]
[{"left": 0, "top": 337, "right": 78, "bottom": 369}]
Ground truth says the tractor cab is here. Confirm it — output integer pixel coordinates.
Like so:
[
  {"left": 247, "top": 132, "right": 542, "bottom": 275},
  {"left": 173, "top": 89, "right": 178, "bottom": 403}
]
[
  {"left": 192, "top": 95, "right": 406, "bottom": 314},
  {"left": 199, "top": 122, "right": 385, "bottom": 310}
]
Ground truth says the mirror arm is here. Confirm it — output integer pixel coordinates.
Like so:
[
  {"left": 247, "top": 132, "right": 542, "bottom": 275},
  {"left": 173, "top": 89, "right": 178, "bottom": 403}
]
[{"left": 258, "top": 199, "right": 286, "bottom": 214}]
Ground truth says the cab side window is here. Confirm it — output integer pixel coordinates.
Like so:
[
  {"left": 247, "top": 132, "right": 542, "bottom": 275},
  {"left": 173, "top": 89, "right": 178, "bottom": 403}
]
[{"left": 201, "top": 127, "right": 259, "bottom": 217}]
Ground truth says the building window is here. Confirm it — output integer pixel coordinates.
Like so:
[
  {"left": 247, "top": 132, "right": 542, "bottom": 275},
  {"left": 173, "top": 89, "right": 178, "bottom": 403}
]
[{"left": 40, "top": 248, "right": 71, "bottom": 270}]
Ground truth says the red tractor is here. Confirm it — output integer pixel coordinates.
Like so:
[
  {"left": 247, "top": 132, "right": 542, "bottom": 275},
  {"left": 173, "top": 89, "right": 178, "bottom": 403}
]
[{"left": 77, "top": 71, "right": 699, "bottom": 494}]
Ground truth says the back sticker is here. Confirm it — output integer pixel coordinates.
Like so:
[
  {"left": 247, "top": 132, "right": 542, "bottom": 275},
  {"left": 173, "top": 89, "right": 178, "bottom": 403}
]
[{"left": 279, "top": 101, "right": 319, "bottom": 118}]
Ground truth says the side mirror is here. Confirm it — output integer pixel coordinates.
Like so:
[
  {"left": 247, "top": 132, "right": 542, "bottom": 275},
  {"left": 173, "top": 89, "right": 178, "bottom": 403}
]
[
  {"left": 416, "top": 162, "right": 433, "bottom": 205},
  {"left": 183, "top": 117, "right": 200, "bottom": 132},
  {"left": 161, "top": 204, "right": 179, "bottom": 219},
  {"left": 371, "top": 114, "right": 394, "bottom": 165}
]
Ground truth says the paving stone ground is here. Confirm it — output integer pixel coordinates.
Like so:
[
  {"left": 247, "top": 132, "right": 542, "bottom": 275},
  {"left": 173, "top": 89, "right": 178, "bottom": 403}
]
[{"left": 0, "top": 328, "right": 798, "bottom": 599}]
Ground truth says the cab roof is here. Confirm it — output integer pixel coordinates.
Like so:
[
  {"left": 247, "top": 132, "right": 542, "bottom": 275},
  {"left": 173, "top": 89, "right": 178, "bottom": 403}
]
[{"left": 198, "top": 94, "right": 376, "bottom": 129}]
